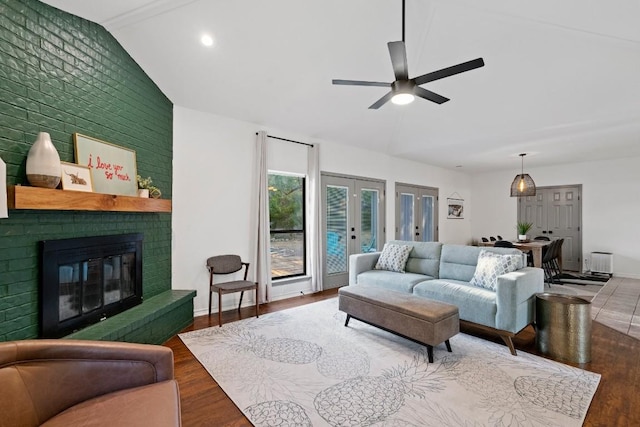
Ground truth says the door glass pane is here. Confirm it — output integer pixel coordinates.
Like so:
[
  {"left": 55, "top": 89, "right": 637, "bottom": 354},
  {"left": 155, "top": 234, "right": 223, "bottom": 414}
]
[
  {"left": 399, "top": 193, "right": 414, "bottom": 241},
  {"left": 421, "top": 196, "right": 434, "bottom": 242},
  {"left": 326, "top": 185, "right": 348, "bottom": 274},
  {"left": 360, "top": 189, "right": 378, "bottom": 253}
]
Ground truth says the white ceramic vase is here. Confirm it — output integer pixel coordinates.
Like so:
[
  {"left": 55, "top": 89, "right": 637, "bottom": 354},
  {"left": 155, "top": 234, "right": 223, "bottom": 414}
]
[
  {"left": 518, "top": 234, "right": 527, "bottom": 241},
  {"left": 26, "top": 132, "right": 61, "bottom": 188}
]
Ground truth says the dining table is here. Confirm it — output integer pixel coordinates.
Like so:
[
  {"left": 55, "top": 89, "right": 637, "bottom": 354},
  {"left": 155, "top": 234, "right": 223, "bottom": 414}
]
[{"left": 479, "top": 240, "right": 559, "bottom": 270}]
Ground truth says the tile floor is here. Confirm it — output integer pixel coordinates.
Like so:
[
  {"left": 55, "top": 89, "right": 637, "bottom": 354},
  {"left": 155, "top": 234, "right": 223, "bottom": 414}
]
[
  {"left": 590, "top": 276, "right": 640, "bottom": 339},
  {"left": 542, "top": 276, "right": 640, "bottom": 340}
]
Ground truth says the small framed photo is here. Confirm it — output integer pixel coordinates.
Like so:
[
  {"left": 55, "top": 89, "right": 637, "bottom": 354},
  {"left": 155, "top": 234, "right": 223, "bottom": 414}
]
[
  {"left": 447, "top": 198, "right": 464, "bottom": 219},
  {"left": 60, "top": 162, "right": 94, "bottom": 192}
]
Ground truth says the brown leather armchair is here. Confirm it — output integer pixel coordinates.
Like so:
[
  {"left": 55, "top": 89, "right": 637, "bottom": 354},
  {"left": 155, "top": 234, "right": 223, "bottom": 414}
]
[{"left": 0, "top": 339, "right": 182, "bottom": 427}]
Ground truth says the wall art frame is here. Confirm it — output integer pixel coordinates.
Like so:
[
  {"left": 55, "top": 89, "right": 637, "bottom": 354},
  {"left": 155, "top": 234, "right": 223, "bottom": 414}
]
[
  {"left": 60, "top": 161, "right": 94, "bottom": 192},
  {"left": 73, "top": 133, "right": 138, "bottom": 196},
  {"left": 447, "top": 197, "right": 464, "bottom": 219}
]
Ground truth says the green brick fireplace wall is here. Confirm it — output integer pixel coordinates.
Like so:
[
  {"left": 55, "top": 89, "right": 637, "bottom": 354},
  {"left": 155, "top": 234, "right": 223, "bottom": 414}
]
[{"left": 0, "top": 0, "right": 174, "bottom": 341}]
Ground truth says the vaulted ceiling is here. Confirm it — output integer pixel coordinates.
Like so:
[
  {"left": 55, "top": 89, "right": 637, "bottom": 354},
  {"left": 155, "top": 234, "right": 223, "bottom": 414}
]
[{"left": 42, "top": 0, "right": 640, "bottom": 172}]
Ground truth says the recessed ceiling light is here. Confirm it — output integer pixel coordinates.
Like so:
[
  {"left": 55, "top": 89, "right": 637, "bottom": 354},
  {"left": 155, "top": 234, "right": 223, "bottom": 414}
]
[{"left": 200, "top": 34, "right": 214, "bottom": 47}]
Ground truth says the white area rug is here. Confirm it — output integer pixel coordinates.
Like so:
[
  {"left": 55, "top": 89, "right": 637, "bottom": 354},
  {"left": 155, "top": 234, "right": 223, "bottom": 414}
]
[{"left": 180, "top": 298, "right": 600, "bottom": 427}]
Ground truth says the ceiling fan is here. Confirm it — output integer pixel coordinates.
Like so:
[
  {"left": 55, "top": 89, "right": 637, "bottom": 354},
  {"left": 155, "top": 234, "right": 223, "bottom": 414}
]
[{"left": 332, "top": 0, "right": 485, "bottom": 109}]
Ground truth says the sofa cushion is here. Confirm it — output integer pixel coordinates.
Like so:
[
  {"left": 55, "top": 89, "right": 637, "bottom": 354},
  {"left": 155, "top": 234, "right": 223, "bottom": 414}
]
[
  {"left": 41, "top": 380, "right": 181, "bottom": 427},
  {"left": 439, "top": 245, "right": 523, "bottom": 282},
  {"left": 375, "top": 243, "right": 412, "bottom": 273},
  {"left": 413, "top": 279, "right": 497, "bottom": 328},
  {"left": 356, "top": 270, "right": 434, "bottom": 293},
  {"left": 390, "top": 240, "right": 442, "bottom": 277},
  {"left": 470, "top": 250, "right": 522, "bottom": 291}
]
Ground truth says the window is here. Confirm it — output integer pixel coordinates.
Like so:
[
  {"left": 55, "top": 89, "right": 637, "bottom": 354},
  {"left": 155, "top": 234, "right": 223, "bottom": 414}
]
[{"left": 269, "top": 173, "right": 306, "bottom": 279}]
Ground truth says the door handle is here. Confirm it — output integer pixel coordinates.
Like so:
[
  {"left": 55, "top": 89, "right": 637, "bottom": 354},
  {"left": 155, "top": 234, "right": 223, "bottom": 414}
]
[
  {"left": 351, "top": 235, "right": 356, "bottom": 240},
  {"left": 542, "top": 231, "right": 547, "bottom": 234},
  {"left": 548, "top": 230, "right": 553, "bottom": 234},
  {"left": 415, "top": 232, "right": 420, "bottom": 236}
]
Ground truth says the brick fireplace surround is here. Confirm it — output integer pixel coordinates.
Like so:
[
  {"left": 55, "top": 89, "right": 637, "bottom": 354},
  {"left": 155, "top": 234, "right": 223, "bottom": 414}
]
[{"left": 0, "top": 0, "right": 194, "bottom": 343}]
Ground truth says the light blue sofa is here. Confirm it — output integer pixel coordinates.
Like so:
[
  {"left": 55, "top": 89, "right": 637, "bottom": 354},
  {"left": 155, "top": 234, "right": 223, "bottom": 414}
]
[{"left": 349, "top": 240, "right": 544, "bottom": 354}]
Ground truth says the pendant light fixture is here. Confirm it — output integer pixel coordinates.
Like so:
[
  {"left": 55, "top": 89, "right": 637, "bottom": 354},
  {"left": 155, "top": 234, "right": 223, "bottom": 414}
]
[{"left": 510, "top": 153, "right": 536, "bottom": 197}]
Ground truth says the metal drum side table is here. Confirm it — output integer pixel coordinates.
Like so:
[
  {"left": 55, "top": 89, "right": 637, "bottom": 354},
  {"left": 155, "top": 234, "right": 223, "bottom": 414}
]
[{"left": 535, "top": 293, "right": 592, "bottom": 364}]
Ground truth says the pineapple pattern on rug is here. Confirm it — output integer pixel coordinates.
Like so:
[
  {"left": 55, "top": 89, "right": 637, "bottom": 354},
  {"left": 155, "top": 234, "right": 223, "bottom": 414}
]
[
  {"left": 180, "top": 299, "right": 600, "bottom": 427},
  {"left": 314, "top": 350, "right": 446, "bottom": 426}
]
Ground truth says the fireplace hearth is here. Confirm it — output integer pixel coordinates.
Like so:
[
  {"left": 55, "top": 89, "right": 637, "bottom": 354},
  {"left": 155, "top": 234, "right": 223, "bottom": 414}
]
[{"left": 40, "top": 233, "right": 143, "bottom": 338}]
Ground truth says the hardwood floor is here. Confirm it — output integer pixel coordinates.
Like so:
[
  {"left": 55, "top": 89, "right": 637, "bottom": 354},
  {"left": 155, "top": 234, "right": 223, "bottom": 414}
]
[{"left": 164, "top": 288, "right": 640, "bottom": 426}]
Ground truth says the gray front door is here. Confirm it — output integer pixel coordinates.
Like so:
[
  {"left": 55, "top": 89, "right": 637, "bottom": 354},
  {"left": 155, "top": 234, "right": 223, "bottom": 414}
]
[{"left": 518, "top": 185, "right": 582, "bottom": 271}]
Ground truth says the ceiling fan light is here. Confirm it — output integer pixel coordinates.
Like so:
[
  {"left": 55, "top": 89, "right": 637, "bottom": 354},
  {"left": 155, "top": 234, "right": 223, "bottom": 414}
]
[{"left": 391, "top": 93, "right": 415, "bottom": 105}]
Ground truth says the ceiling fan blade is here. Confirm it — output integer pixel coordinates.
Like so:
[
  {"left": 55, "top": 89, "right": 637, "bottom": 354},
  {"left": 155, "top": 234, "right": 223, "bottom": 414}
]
[
  {"left": 332, "top": 79, "right": 390, "bottom": 87},
  {"left": 388, "top": 41, "right": 408, "bottom": 81},
  {"left": 414, "top": 87, "right": 449, "bottom": 104},
  {"left": 413, "top": 58, "right": 485, "bottom": 86},
  {"left": 368, "top": 92, "right": 394, "bottom": 109}
]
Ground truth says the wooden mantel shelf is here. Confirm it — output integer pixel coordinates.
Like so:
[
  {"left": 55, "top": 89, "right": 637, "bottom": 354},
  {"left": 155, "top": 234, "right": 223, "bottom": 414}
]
[{"left": 7, "top": 186, "right": 171, "bottom": 213}]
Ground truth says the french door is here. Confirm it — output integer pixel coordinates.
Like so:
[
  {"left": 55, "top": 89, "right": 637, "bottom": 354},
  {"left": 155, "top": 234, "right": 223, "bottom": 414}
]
[
  {"left": 395, "top": 183, "right": 439, "bottom": 241},
  {"left": 518, "top": 185, "right": 582, "bottom": 271},
  {"left": 322, "top": 174, "right": 385, "bottom": 288}
]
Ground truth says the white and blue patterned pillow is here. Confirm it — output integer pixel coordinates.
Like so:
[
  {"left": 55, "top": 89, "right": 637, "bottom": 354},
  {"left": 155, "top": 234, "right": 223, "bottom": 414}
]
[
  {"left": 374, "top": 243, "right": 412, "bottom": 273},
  {"left": 470, "top": 250, "right": 521, "bottom": 291}
]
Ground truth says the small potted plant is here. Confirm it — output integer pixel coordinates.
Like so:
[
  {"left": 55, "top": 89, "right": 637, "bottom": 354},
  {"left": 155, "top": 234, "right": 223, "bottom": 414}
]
[
  {"left": 137, "top": 175, "right": 161, "bottom": 199},
  {"left": 516, "top": 221, "right": 533, "bottom": 242}
]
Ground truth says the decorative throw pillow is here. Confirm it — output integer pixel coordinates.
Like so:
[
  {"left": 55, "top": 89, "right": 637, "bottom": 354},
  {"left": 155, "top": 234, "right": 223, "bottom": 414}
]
[
  {"left": 374, "top": 243, "right": 412, "bottom": 273},
  {"left": 470, "top": 250, "right": 521, "bottom": 291}
]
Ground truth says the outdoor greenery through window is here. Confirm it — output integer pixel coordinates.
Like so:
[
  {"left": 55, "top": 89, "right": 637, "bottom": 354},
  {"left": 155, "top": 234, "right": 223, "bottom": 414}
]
[{"left": 269, "top": 173, "right": 305, "bottom": 279}]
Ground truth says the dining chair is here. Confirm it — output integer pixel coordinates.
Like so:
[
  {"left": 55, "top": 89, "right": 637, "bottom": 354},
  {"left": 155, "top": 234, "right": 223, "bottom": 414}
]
[
  {"left": 489, "top": 236, "right": 497, "bottom": 241},
  {"left": 541, "top": 240, "right": 562, "bottom": 286},
  {"left": 481, "top": 237, "right": 489, "bottom": 242},
  {"left": 550, "top": 239, "right": 564, "bottom": 278},
  {"left": 494, "top": 240, "right": 515, "bottom": 248},
  {"left": 207, "top": 255, "right": 259, "bottom": 326},
  {"left": 527, "top": 236, "right": 552, "bottom": 267},
  {"left": 496, "top": 235, "right": 503, "bottom": 240}
]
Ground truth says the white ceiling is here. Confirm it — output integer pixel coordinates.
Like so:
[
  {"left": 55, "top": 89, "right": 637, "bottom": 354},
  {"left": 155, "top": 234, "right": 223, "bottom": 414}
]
[{"left": 42, "top": 0, "right": 640, "bottom": 172}]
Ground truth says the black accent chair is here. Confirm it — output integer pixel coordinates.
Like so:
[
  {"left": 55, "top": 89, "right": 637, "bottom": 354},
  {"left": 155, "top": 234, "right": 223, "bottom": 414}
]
[
  {"left": 489, "top": 236, "right": 497, "bottom": 241},
  {"left": 496, "top": 235, "right": 503, "bottom": 240},
  {"left": 481, "top": 237, "right": 489, "bottom": 242}
]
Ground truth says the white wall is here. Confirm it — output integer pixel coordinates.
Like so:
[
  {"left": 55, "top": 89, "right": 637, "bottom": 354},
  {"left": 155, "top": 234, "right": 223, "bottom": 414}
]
[
  {"left": 172, "top": 106, "right": 473, "bottom": 315},
  {"left": 470, "top": 157, "right": 640, "bottom": 278},
  {"left": 320, "top": 141, "right": 473, "bottom": 246}
]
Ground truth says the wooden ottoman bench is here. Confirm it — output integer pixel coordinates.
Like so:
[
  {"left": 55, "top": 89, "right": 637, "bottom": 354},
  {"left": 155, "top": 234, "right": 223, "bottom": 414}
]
[{"left": 338, "top": 285, "right": 459, "bottom": 362}]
